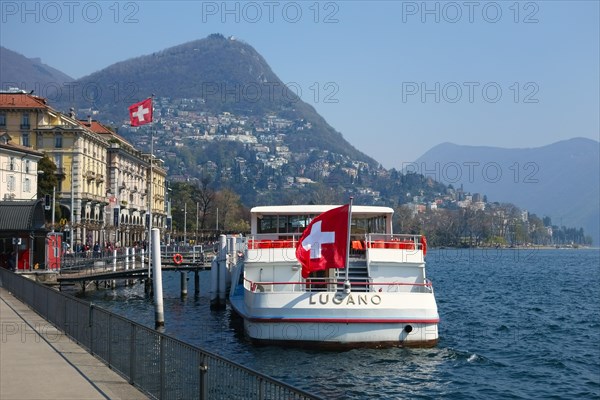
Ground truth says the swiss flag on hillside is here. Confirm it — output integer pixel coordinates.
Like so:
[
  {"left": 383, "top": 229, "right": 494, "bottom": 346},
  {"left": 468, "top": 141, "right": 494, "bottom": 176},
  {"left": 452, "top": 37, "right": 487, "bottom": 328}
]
[
  {"left": 129, "top": 98, "right": 153, "bottom": 126},
  {"left": 296, "top": 205, "right": 349, "bottom": 279}
]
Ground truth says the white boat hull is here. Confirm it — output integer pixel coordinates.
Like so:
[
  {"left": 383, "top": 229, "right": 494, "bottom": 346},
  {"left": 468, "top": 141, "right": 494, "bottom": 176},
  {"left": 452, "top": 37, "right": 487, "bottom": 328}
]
[
  {"left": 230, "top": 290, "right": 439, "bottom": 348},
  {"left": 242, "top": 320, "right": 439, "bottom": 348}
]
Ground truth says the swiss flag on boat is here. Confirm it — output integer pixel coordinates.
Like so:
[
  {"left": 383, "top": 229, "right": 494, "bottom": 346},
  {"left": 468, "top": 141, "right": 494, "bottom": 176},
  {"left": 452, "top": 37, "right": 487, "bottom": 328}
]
[
  {"left": 128, "top": 98, "right": 153, "bottom": 126},
  {"left": 296, "top": 205, "right": 349, "bottom": 279}
]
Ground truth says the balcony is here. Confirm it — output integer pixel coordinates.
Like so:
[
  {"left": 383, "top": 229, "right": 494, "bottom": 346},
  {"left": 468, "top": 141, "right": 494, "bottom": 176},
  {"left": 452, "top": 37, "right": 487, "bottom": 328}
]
[
  {"left": 20, "top": 124, "right": 30, "bottom": 130},
  {"left": 96, "top": 173, "right": 105, "bottom": 182},
  {"left": 85, "top": 171, "right": 96, "bottom": 181}
]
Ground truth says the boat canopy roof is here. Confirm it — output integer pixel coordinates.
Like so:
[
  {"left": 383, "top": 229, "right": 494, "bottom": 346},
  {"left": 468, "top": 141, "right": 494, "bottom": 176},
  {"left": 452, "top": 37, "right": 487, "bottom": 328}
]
[
  {"left": 250, "top": 205, "right": 395, "bottom": 236},
  {"left": 251, "top": 205, "right": 394, "bottom": 218}
]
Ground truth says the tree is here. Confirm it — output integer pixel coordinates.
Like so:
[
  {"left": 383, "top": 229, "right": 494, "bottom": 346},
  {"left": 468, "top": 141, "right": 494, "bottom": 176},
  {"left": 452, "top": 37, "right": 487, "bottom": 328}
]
[
  {"left": 37, "top": 155, "right": 63, "bottom": 222},
  {"left": 308, "top": 183, "right": 345, "bottom": 205},
  {"left": 197, "top": 175, "right": 215, "bottom": 230},
  {"left": 214, "top": 188, "right": 247, "bottom": 231},
  {"left": 37, "top": 155, "right": 59, "bottom": 198}
]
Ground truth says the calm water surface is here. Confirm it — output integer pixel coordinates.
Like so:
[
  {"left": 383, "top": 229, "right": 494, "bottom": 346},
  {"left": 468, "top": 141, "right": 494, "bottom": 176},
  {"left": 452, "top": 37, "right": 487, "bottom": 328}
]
[{"left": 78, "top": 249, "right": 600, "bottom": 399}]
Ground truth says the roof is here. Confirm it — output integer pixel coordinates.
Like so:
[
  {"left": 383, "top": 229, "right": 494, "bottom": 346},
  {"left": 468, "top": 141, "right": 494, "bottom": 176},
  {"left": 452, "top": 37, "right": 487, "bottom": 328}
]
[
  {"left": 0, "top": 93, "right": 48, "bottom": 109},
  {"left": 250, "top": 205, "right": 395, "bottom": 218},
  {"left": 79, "top": 119, "right": 133, "bottom": 146},
  {"left": 78, "top": 120, "right": 113, "bottom": 134},
  {"left": 0, "top": 200, "right": 47, "bottom": 231},
  {"left": 0, "top": 134, "right": 44, "bottom": 158}
]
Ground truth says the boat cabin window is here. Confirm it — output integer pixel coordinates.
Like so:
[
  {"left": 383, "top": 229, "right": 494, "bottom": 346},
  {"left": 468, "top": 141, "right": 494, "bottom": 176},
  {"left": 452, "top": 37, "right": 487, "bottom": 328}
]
[
  {"left": 258, "top": 215, "right": 312, "bottom": 234},
  {"left": 352, "top": 215, "right": 387, "bottom": 235},
  {"left": 257, "top": 213, "right": 388, "bottom": 235}
]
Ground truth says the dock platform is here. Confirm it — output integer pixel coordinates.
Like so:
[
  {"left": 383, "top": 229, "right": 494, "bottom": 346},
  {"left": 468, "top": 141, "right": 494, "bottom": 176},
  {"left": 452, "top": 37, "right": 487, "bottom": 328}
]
[{"left": 0, "top": 287, "right": 148, "bottom": 400}]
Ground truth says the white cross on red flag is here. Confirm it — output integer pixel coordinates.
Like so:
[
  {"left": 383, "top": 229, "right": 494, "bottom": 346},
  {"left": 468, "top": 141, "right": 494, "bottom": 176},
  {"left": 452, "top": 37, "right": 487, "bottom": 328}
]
[
  {"left": 296, "top": 205, "right": 349, "bottom": 278},
  {"left": 128, "top": 98, "right": 153, "bottom": 126}
]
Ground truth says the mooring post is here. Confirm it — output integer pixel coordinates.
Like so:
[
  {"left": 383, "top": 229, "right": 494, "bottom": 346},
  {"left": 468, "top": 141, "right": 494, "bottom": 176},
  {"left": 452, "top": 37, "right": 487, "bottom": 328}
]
[
  {"left": 112, "top": 249, "right": 117, "bottom": 288},
  {"left": 131, "top": 247, "right": 136, "bottom": 269},
  {"left": 218, "top": 235, "right": 227, "bottom": 305},
  {"left": 194, "top": 269, "right": 199, "bottom": 295},
  {"left": 210, "top": 235, "right": 227, "bottom": 308},
  {"left": 125, "top": 247, "right": 130, "bottom": 270},
  {"left": 210, "top": 256, "right": 218, "bottom": 307},
  {"left": 227, "top": 236, "right": 237, "bottom": 289},
  {"left": 180, "top": 271, "right": 188, "bottom": 297},
  {"left": 151, "top": 228, "right": 164, "bottom": 327}
]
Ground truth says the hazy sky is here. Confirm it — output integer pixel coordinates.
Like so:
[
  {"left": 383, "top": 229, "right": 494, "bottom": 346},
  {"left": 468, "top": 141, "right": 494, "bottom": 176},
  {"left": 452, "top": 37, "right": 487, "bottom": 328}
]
[{"left": 1, "top": 1, "right": 598, "bottom": 168}]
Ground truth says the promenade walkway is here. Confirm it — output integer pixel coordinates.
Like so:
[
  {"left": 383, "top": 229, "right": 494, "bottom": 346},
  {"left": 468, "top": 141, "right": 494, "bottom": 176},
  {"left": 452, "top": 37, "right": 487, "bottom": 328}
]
[{"left": 0, "top": 287, "right": 148, "bottom": 400}]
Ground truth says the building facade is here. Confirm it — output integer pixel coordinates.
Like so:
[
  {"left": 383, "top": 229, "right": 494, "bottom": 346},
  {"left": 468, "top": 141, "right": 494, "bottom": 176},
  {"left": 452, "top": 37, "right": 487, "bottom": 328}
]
[
  {"left": 0, "top": 133, "right": 43, "bottom": 201},
  {"left": 0, "top": 90, "right": 167, "bottom": 249},
  {"left": 82, "top": 119, "right": 167, "bottom": 246}
]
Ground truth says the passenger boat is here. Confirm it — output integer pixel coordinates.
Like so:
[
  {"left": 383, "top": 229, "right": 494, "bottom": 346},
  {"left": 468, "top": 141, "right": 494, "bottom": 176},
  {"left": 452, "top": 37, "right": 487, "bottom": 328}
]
[{"left": 227, "top": 204, "right": 439, "bottom": 348}]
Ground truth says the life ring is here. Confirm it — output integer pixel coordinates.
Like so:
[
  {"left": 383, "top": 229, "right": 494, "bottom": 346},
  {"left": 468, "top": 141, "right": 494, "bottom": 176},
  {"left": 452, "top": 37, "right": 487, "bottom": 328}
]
[
  {"left": 173, "top": 253, "right": 183, "bottom": 265},
  {"left": 420, "top": 236, "right": 427, "bottom": 256}
]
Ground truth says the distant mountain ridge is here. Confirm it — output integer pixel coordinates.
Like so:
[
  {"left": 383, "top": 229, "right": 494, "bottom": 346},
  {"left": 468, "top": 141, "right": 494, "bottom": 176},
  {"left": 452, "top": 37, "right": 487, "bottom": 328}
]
[
  {"left": 55, "top": 34, "right": 375, "bottom": 166},
  {"left": 414, "top": 137, "right": 600, "bottom": 244},
  {"left": 0, "top": 46, "right": 73, "bottom": 90}
]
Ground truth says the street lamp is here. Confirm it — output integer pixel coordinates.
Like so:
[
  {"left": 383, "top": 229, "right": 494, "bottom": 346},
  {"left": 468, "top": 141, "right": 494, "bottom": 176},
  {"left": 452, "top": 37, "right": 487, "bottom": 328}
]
[
  {"left": 51, "top": 186, "right": 56, "bottom": 232},
  {"left": 38, "top": 171, "right": 56, "bottom": 232}
]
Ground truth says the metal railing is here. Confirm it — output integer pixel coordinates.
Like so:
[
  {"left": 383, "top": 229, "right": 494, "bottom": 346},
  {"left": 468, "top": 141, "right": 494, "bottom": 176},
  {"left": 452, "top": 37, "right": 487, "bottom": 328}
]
[
  {"left": 244, "top": 277, "right": 433, "bottom": 294},
  {"left": 57, "top": 248, "right": 209, "bottom": 276},
  {"left": 0, "top": 268, "right": 321, "bottom": 400}
]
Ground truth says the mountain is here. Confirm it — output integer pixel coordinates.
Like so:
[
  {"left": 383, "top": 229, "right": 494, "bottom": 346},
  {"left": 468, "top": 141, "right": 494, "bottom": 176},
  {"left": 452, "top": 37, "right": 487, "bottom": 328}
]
[
  {"left": 55, "top": 34, "right": 374, "bottom": 165},
  {"left": 7, "top": 35, "right": 450, "bottom": 210},
  {"left": 0, "top": 47, "right": 73, "bottom": 90},
  {"left": 413, "top": 138, "right": 600, "bottom": 244},
  {"left": 9, "top": 37, "right": 594, "bottom": 243}
]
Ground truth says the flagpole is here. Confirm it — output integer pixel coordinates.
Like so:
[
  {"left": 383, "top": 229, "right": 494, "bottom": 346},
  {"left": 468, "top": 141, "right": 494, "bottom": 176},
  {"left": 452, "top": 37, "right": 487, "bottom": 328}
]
[
  {"left": 148, "top": 95, "right": 155, "bottom": 280},
  {"left": 344, "top": 197, "right": 353, "bottom": 294}
]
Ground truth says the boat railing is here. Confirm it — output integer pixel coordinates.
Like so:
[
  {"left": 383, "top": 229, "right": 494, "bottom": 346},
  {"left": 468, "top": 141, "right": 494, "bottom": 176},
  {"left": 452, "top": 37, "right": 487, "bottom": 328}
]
[
  {"left": 243, "top": 234, "right": 424, "bottom": 252},
  {"left": 244, "top": 277, "right": 433, "bottom": 294},
  {"left": 245, "top": 234, "right": 302, "bottom": 249},
  {"left": 363, "top": 234, "right": 424, "bottom": 251}
]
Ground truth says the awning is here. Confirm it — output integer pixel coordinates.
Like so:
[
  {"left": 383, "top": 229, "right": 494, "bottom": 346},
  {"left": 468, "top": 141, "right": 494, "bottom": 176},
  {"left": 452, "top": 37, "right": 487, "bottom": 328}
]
[{"left": 0, "top": 199, "right": 47, "bottom": 232}]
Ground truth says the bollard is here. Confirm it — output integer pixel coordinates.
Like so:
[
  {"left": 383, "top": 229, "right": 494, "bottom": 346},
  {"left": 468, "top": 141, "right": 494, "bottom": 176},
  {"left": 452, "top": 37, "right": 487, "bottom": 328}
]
[
  {"left": 131, "top": 247, "right": 136, "bottom": 269},
  {"left": 210, "top": 256, "right": 218, "bottom": 308},
  {"left": 125, "top": 247, "right": 130, "bottom": 270},
  {"left": 112, "top": 249, "right": 117, "bottom": 288},
  {"left": 151, "top": 229, "right": 164, "bottom": 327},
  {"left": 210, "top": 235, "right": 227, "bottom": 309},
  {"left": 218, "top": 235, "right": 227, "bottom": 305},
  {"left": 227, "top": 236, "right": 237, "bottom": 289},
  {"left": 181, "top": 271, "right": 188, "bottom": 297},
  {"left": 194, "top": 270, "right": 199, "bottom": 295}
]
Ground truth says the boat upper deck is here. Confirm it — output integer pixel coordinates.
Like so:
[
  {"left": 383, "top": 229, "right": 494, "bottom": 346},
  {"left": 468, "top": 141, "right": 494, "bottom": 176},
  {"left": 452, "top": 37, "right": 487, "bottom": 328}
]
[{"left": 250, "top": 205, "right": 395, "bottom": 237}]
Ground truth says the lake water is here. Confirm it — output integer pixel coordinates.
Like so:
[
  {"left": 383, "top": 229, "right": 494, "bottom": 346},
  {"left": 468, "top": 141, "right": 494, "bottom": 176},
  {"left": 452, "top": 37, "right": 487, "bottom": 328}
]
[{"left": 77, "top": 248, "right": 600, "bottom": 399}]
